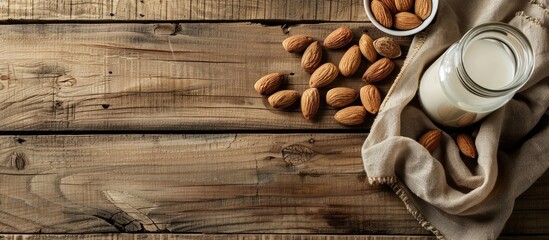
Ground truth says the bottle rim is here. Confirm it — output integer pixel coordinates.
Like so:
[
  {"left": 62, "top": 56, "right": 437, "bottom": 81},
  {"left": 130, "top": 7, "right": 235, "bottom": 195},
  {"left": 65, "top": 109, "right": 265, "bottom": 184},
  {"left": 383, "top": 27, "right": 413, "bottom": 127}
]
[{"left": 454, "top": 22, "right": 534, "bottom": 98}]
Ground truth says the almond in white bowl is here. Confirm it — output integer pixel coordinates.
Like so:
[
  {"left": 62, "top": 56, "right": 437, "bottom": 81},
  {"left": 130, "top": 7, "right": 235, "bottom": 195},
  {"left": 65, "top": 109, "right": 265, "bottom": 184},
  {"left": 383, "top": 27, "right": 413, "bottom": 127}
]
[{"left": 363, "top": 0, "right": 438, "bottom": 36}]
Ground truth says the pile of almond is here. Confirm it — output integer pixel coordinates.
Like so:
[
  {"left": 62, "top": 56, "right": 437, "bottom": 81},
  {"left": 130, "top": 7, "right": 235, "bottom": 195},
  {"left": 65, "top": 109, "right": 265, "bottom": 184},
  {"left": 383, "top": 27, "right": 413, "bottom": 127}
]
[
  {"left": 254, "top": 26, "right": 404, "bottom": 126},
  {"left": 370, "top": 0, "right": 431, "bottom": 30}
]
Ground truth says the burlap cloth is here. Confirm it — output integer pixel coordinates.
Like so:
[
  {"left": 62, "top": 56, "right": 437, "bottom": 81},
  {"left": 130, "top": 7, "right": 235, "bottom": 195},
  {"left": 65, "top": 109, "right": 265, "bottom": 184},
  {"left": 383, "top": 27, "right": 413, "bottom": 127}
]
[{"left": 361, "top": 0, "right": 549, "bottom": 239}]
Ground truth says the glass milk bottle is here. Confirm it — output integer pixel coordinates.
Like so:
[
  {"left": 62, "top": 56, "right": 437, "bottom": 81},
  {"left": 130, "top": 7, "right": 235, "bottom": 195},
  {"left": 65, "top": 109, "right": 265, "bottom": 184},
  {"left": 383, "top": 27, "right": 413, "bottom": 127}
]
[{"left": 418, "top": 22, "right": 534, "bottom": 127}]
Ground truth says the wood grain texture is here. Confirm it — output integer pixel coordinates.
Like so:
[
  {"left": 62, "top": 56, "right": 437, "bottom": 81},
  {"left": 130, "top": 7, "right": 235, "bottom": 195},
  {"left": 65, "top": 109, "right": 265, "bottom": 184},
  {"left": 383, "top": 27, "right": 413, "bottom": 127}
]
[
  {"left": 0, "top": 0, "right": 368, "bottom": 21},
  {"left": 0, "top": 23, "right": 410, "bottom": 131},
  {"left": 1, "top": 234, "right": 548, "bottom": 240},
  {"left": 0, "top": 134, "right": 546, "bottom": 234},
  {"left": 0, "top": 234, "right": 437, "bottom": 240}
]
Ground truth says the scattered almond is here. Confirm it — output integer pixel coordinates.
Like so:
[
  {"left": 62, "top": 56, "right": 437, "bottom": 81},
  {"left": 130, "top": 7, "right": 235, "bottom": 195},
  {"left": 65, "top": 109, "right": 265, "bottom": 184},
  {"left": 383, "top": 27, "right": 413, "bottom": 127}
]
[
  {"left": 380, "top": 0, "right": 399, "bottom": 14},
  {"left": 394, "top": 12, "right": 422, "bottom": 30},
  {"left": 282, "top": 35, "right": 314, "bottom": 53},
  {"left": 326, "top": 87, "right": 359, "bottom": 108},
  {"left": 363, "top": 58, "right": 395, "bottom": 83},
  {"left": 373, "top": 36, "right": 401, "bottom": 58},
  {"left": 415, "top": 0, "right": 432, "bottom": 20},
  {"left": 339, "top": 45, "right": 362, "bottom": 77},
  {"left": 334, "top": 106, "right": 367, "bottom": 126},
  {"left": 456, "top": 134, "right": 477, "bottom": 158},
  {"left": 360, "top": 85, "right": 381, "bottom": 114},
  {"left": 395, "top": 0, "right": 414, "bottom": 12},
  {"left": 371, "top": 0, "right": 393, "bottom": 28},
  {"left": 323, "top": 27, "right": 353, "bottom": 49},
  {"left": 418, "top": 129, "right": 442, "bottom": 153},
  {"left": 254, "top": 73, "right": 284, "bottom": 95},
  {"left": 301, "top": 41, "right": 323, "bottom": 73},
  {"left": 301, "top": 88, "right": 320, "bottom": 120},
  {"left": 310, "top": 63, "right": 339, "bottom": 88},
  {"left": 268, "top": 90, "right": 300, "bottom": 109},
  {"left": 359, "top": 34, "right": 377, "bottom": 63}
]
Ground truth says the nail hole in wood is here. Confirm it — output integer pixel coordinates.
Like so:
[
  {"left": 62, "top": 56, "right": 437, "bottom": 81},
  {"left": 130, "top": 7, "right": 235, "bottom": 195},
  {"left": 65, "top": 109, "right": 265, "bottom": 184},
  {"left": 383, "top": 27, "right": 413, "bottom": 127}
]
[
  {"left": 102, "top": 104, "right": 110, "bottom": 109},
  {"left": 108, "top": 71, "right": 113, "bottom": 74},
  {"left": 16, "top": 138, "right": 26, "bottom": 144},
  {"left": 140, "top": 14, "right": 145, "bottom": 17}
]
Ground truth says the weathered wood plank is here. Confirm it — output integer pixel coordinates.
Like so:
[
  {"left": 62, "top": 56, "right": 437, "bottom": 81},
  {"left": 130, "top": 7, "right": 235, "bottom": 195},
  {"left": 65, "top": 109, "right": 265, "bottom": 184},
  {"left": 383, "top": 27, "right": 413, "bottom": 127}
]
[
  {"left": 0, "top": 234, "right": 548, "bottom": 240},
  {"left": 0, "top": 0, "right": 368, "bottom": 21},
  {"left": 0, "top": 134, "right": 546, "bottom": 234},
  {"left": 0, "top": 234, "right": 437, "bottom": 240},
  {"left": 0, "top": 23, "right": 409, "bottom": 131}
]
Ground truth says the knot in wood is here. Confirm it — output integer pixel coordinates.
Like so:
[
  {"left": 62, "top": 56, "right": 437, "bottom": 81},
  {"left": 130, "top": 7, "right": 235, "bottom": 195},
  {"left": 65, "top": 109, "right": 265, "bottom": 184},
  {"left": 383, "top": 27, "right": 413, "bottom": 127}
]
[
  {"left": 9, "top": 152, "right": 28, "bottom": 170},
  {"left": 281, "top": 144, "right": 316, "bottom": 165}
]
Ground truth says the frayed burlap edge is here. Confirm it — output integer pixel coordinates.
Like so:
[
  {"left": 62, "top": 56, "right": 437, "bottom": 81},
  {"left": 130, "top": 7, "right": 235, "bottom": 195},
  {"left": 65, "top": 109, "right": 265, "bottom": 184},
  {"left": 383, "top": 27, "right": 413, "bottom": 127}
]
[{"left": 389, "top": 181, "right": 446, "bottom": 240}]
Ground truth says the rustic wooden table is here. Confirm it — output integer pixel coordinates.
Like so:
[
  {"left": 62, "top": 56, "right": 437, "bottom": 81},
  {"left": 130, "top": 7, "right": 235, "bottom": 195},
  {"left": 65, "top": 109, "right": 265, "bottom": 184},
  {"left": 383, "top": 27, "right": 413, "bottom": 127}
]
[{"left": 0, "top": 1, "right": 546, "bottom": 240}]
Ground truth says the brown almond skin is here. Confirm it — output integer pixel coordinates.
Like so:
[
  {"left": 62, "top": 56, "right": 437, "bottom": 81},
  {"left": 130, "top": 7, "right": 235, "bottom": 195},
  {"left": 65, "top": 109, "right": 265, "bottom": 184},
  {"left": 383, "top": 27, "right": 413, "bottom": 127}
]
[
  {"left": 254, "top": 73, "right": 284, "bottom": 95},
  {"left": 456, "top": 134, "right": 477, "bottom": 158},
  {"left": 415, "top": 0, "right": 432, "bottom": 20},
  {"left": 360, "top": 85, "right": 381, "bottom": 114},
  {"left": 395, "top": 0, "right": 414, "bottom": 12},
  {"left": 301, "top": 41, "right": 323, "bottom": 73},
  {"left": 268, "top": 90, "right": 300, "bottom": 109},
  {"left": 359, "top": 34, "right": 377, "bottom": 63},
  {"left": 326, "top": 87, "right": 359, "bottom": 108},
  {"left": 371, "top": 0, "right": 393, "bottom": 28},
  {"left": 301, "top": 88, "right": 320, "bottom": 120},
  {"left": 373, "top": 37, "right": 402, "bottom": 58},
  {"left": 418, "top": 129, "right": 442, "bottom": 153},
  {"left": 339, "top": 45, "right": 362, "bottom": 77},
  {"left": 363, "top": 58, "right": 395, "bottom": 83},
  {"left": 282, "top": 35, "right": 314, "bottom": 53},
  {"left": 394, "top": 12, "right": 422, "bottom": 30},
  {"left": 310, "top": 63, "right": 339, "bottom": 88},
  {"left": 457, "top": 112, "right": 477, "bottom": 127},
  {"left": 334, "top": 106, "right": 367, "bottom": 126},
  {"left": 323, "top": 27, "right": 353, "bottom": 49},
  {"left": 380, "top": 0, "right": 399, "bottom": 14}
]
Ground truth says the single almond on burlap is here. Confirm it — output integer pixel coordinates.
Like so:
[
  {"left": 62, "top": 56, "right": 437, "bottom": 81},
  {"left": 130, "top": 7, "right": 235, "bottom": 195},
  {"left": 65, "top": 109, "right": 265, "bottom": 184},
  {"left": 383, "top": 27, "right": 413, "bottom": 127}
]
[
  {"left": 456, "top": 134, "right": 477, "bottom": 158},
  {"left": 363, "top": 58, "right": 395, "bottom": 83},
  {"left": 394, "top": 12, "right": 423, "bottom": 30},
  {"left": 301, "top": 88, "right": 320, "bottom": 120},
  {"left": 268, "top": 90, "right": 300, "bottom": 109},
  {"left": 326, "top": 87, "right": 359, "bottom": 108},
  {"left": 371, "top": 0, "right": 393, "bottom": 28},
  {"left": 310, "top": 63, "right": 339, "bottom": 88},
  {"left": 282, "top": 35, "right": 314, "bottom": 53},
  {"left": 323, "top": 27, "right": 353, "bottom": 49},
  {"left": 301, "top": 41, "right": 323, "bottom": 73},
  {"left": 360, "top": 85, "right": 381, "bottom": 114},
  {"left": 339, "top": 45, "right": 362, "bottom": 77},
  {"left": 415, "top": 0, "right": 432, "bottom": 20},
  {"left": 380, "top": 0, "right": 399, "bottom": 14},
  {"left": 395, "top": 0, "right": 414, "bottom": 12},
  {"left": 254, "top": 73, "right": 284, "bottom": 95},
  {"left": 334, "top": 106, "right": 367, "bottom": 126},
  {"left": 373, "top": 37, "right": 401, "bottom": 58},
  {"left": 359, "top": 34, "right": 377, "bottom": 63},
  {"left": 418, "top": 129, "right": 442, "bottom": 153}
]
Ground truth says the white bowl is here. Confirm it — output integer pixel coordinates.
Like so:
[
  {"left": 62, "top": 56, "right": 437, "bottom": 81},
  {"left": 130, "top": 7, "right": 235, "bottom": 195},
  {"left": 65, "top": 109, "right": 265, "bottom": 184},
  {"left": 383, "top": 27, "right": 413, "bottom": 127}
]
[{"left": 363, "top": 0, "right": 438, "bottom": 36}]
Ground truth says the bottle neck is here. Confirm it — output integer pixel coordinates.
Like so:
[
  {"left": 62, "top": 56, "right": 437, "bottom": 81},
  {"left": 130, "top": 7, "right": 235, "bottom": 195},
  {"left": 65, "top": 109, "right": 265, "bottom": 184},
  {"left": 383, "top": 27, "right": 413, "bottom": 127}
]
[{"left": 453, "top": 22, "right": 534, "bottom": 98}]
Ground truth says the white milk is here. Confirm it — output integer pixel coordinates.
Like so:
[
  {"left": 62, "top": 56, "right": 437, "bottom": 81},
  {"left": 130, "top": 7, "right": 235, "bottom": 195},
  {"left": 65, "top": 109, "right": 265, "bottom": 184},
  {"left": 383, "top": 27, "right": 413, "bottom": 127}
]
[{"left": 418, "top": 39, "right": 516, "bottom": 127}]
